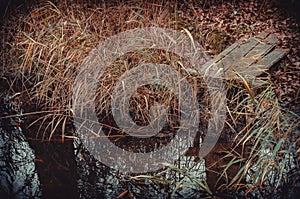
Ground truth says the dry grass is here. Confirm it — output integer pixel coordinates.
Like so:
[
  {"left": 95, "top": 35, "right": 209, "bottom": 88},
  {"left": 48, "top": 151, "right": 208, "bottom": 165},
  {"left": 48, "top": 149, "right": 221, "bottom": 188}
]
[
  {"left": 217, "top": 81, "right": 299, "bottom": 196},
  {"left": 2, "top": 1, "right": 187, "bottom": 139},
  {"left": 0, "top": 0, "right": 299, "bottom": 196}
]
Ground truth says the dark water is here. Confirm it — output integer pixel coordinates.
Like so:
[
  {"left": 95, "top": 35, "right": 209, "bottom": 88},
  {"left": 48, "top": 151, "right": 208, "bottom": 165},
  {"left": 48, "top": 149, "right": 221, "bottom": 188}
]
[
  {"left": 74, "top": 137, "right": 207, "bottom": 198},
  {"left": 0, "top": 102, "right": 298, "bottom": 198},
  {"left": 0, "top": 129, "right": 207, "bottom": 198},
  {"left": 0, "top": 102, "right": 208, "bottom": 198}
]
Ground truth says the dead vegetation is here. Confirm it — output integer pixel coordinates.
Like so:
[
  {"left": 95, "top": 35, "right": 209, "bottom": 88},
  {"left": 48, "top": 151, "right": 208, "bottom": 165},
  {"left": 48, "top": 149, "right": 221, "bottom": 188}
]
[{"left": 0, "top": 0, "right": 299, "bottom": 197}]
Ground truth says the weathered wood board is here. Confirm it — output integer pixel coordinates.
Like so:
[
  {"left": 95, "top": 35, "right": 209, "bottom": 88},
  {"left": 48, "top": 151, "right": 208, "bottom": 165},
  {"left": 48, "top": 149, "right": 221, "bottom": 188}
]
[{"left": 202, "top": 32, "right": 286, "bottom": 82}]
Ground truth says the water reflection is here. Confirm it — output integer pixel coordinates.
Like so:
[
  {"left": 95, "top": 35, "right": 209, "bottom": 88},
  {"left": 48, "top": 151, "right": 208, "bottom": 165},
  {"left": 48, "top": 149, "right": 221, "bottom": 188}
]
[
  {"left": 73, "top": 137, "right": 208, "bottom": 198},
  {"left": 0, "top": 101, "right": 41, "bottom": 198},
  {"left": 0, "top": 103, "right": 297, "bottom": 198},
  {"left": 0, "top": 126, "right": 41, "bottom": 198}
]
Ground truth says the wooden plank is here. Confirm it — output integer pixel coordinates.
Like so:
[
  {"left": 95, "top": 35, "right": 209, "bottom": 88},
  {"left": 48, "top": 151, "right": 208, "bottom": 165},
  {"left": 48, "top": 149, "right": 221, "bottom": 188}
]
[
  {"left": 229, "top": 47, "right": 286, "bottom": 78},
  {"left": 244, "top": 43, "right": 274, "bottom": 60},
  {"left": 218, "top": 38, "right": 260, "bottom": 73},
  {"left": 200, "top": 33, "right": 285, "bottom": 80},
  {"left": 202, "top": 42, "right": 240, "bottom": 68},
  {"left": 251, "top": 48, "right": 286, "bottom": 71}
]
